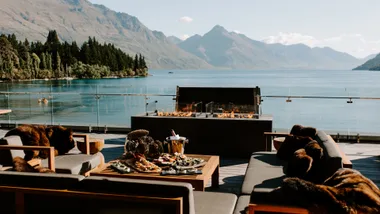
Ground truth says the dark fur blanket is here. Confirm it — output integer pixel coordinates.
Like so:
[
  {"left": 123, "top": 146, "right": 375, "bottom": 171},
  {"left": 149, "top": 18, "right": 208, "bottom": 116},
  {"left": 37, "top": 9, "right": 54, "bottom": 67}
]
[
  {"left": 5, "top": 124, "right": 75, "bottom": 161},
  {"left": 12, "top": 157, "right": 54, "bottom": 173},
  {"left": 270, "top": 168, "right": 380, "bottom": 214}
]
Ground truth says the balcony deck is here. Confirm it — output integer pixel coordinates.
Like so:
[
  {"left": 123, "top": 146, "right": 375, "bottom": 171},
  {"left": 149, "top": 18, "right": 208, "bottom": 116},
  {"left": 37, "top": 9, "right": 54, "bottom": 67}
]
[
  {"left": 1, "top": 130, "right": 379, "bottom": 195},
  {"left": 76, "top": 132, "right": 380, "bottom": 195}
]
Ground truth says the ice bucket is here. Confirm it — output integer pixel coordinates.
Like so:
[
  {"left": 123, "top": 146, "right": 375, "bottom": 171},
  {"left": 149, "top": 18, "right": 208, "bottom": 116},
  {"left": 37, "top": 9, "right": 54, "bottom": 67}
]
[{"left": 166, "top": 135, "right": 188, "bottom": 154}]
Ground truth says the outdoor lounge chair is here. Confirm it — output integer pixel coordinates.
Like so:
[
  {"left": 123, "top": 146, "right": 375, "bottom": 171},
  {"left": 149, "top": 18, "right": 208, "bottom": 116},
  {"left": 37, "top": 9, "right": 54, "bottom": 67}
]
[{"left": 0, "top": 134, "right": 104, "bottom": 175}]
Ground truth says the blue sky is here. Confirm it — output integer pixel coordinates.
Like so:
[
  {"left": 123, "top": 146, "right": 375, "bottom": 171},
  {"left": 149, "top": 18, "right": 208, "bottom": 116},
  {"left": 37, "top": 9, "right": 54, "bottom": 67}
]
[{"left": 88, "top": 0, "right": 380, "bottom": 58}]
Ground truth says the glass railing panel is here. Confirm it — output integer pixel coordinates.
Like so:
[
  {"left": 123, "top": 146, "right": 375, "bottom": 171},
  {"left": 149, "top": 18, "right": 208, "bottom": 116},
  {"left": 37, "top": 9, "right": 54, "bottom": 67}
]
[
  {"left": 0, "top": 92, "right": 52, "bottom": 125},
  {"left": 262, "top": 96, "right": 380, "bottom": 135},
  {"left": 47, "top": 93, "right": 98, "bottom": 127},
  {"left": 151, "top": 95, "right": 176, "bottom": 113},
  {"left": 97, "top": 94, "right": 147, "bottom": 127}
]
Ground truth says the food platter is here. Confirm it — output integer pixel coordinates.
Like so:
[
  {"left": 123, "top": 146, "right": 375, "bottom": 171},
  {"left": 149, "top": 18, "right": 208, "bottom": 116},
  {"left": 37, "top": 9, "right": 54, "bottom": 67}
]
[
  {"left": 120, "top": 156, "right": 162, "bottom": 173},
  {"left": 110, "top": 161, "right": 133, "bottom": 174},
  {"left": 152, "top": 153, "right": 207, "bottom": 170},
  {"left": 109, "top": 153, "right": 206, "bottom": 175}
]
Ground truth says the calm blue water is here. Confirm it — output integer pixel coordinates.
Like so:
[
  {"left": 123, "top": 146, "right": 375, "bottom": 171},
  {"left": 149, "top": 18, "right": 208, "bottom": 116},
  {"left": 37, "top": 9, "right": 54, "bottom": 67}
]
[{"left": 1, "top": 69, "right": 380, "bottom": 134}]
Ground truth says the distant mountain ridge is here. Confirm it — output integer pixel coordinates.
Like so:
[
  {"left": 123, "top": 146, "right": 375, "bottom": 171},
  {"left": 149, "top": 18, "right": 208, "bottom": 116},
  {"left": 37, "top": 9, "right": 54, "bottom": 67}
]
[
  {"left": 0, "top": 0, "right": 212, "bottom": 69},
  {"left": 0, "top": 0, "right": 368, "bottom": 70},
  {"left": 177, "top": 25, "right": 367, "bottom": 70},
  {"left": 167, "top": 36, "right": 183, "bottom": 45},
  {"left": 353, "top": 54, "right": 380, "bottom": 70}
]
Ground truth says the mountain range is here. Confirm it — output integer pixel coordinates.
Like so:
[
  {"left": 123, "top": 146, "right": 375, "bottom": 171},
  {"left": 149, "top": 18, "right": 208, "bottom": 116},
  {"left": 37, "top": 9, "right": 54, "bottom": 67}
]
[
  {"left": 0, "top": 0, "right": 374, "bottom": 70},
  {"left": 0, "top": 0, "right": 211, "bottom": 69},
  {"left": 177, "top": 25, "right": 371, "bottom": 70}
]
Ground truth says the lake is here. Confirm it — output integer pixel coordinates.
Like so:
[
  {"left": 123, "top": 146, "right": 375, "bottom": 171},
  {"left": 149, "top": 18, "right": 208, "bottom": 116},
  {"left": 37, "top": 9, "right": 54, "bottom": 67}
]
[{"left": 1, "top": 69, "right": 380, "bottom": 135}]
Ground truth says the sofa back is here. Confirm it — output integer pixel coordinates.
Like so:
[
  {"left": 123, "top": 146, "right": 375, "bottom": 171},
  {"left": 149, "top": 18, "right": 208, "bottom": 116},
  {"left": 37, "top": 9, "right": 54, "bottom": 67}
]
[
  {"left": 0, "top": 172, "right": 193, "bottom": 214},
  {"left": 314, "top": 131, "right": 343, "bottom": 179},
  {"left": 0, "top": 171, "right": 85, "bottom": 214},
  {"left": 76, "top": 176, "right": 195, "bottom": 214}
]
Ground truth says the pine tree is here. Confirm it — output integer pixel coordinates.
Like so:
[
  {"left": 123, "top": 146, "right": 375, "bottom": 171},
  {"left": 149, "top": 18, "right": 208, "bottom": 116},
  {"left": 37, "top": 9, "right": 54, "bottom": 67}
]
[
  {"left": 133, "top": 54, "right": 139, "bottom": 71},
  {"left": 8, "top": 34, "right": 19, "bottom": 51},
  {"left": 45, "top": 30, "right": 60, "bottom": 51},
  {"left": 40, "top": 52, "right": 47, "bottom": 70},
  {"left": 56, "top": 52, "right": 61, "bottom": 78},
  {"left": 142, "top": 56, "right": 147, "bottom": 68},
  {"left": 31, "top": 53, "right": 40, "bottom": 78},
  {"left": 71, "top": 41, "right": 80, "bottom": 60},
  {"left": 24, "top": 52, "right": 31, "bottom": 71},
  {"left": 46, "top": 53, "right": 52, "bottom": 71},
  {"left": 0, "top": 55, "right": 3, "bottom": 71},
  {"left": 24, "top": 39, "right": 30, "bottom": 50},
  {"left": 138, "top": 54, "right": 144, "bottom": 69}
]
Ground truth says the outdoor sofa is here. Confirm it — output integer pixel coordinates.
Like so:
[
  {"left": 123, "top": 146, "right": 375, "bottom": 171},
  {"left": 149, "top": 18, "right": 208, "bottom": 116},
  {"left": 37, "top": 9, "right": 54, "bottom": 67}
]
[
  {"left": 0, "top": 134, "right": 104, "bottom": 175},
  {"left": 233, "top": 130, "right": 350, "bottom": 214},
  {"left": 0, "top": 171, "right": 237, "bottom": 214}
]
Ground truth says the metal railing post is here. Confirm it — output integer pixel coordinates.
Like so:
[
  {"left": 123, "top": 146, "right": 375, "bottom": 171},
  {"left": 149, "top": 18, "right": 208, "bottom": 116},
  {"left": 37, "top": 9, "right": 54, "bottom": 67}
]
[
  {"left": 50, "top": 84, "right": 54, "bottom": 125},
  {"left": 95, "top": 85, "right": 100, "bottom": 131}
]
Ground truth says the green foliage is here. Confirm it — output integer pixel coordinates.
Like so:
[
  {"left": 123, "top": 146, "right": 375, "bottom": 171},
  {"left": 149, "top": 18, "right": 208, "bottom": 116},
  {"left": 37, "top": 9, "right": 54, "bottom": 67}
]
[
  {"left": 0, "top": 30, "right": 148, "bottom": 80},
  {"left": 71, "top": 61, "right": 110, "bottom": 79}
]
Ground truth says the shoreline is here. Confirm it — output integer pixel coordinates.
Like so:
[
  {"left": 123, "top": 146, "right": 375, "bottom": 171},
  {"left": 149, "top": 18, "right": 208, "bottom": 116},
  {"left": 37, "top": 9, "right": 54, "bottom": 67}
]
[{"left": 0, "top": 74, "right": 151, "bottom": 83}]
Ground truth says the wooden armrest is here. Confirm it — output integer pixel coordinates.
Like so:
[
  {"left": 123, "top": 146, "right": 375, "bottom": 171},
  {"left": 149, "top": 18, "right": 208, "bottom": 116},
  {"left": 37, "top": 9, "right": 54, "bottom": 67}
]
[
  {"left": 73, "top": 133, "right": 90, "bottom": 155},
  {"left": 249, "top": 204, "right": 309, "bottom": 214},
  {"left": 0, "top": 145, "right": 55, "bottom": 171},
  {"left": 327, "top": 135, "right": 352, "bottom": 168}
]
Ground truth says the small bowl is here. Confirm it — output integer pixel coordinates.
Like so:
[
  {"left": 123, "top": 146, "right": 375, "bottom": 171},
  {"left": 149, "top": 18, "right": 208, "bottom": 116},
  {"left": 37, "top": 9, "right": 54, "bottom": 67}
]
[{"left": 273, "top": 137, "right": 286, "bottom": 151}]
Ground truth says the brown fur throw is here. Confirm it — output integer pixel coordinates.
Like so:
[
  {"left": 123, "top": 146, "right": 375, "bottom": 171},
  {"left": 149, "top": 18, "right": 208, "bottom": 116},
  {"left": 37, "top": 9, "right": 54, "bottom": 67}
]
[
  {"left": 270, "top": 168, "right": 380, "bottom": 214},
  {"left": 276, "top": 135, "right": 315, "bottom": 161},
  {"left": 290, "top": 124, "right": 317, "bottom": 138},
  {"left": 5, "top": 125, "right": 75, "bottom": 161},
  {"left": 12, "top": 157, "right": 55, "bottom": 173},
  {"left": 277, "top": 124, "right": 325, "bottom": 183}
]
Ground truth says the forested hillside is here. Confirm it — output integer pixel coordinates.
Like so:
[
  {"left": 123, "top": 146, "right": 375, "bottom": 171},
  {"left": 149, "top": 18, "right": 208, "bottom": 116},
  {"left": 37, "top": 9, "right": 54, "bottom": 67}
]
[{"left": 0, "top": 30, "right": 148, "bottom": 81}]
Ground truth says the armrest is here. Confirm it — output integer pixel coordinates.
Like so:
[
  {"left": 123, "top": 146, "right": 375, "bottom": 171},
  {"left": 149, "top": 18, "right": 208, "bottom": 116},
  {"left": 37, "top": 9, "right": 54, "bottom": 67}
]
[
  {"left": 73, "top": 133, "right": 90, "bottom": 155},
  {"left": 0, "top": 145, "right": 55, "bottom": 171},
  {"left": 327, "top": 135, "right": 352, "bottom": 168}
]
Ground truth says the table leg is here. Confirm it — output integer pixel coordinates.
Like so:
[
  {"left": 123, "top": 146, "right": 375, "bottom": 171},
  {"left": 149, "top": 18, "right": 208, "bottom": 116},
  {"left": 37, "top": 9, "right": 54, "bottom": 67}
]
[
  {"left": 211, "top": 164, "right": 220, "bottom": 188},
  {"left": 193, "top": 181, "right": 205, "bottom": 191}
]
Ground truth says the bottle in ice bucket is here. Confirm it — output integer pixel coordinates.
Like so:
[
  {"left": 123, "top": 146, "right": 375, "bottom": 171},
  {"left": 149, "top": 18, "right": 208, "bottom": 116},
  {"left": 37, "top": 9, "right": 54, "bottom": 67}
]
[{"left": 167, "top": 129, "right": 187, "bottom": 154}]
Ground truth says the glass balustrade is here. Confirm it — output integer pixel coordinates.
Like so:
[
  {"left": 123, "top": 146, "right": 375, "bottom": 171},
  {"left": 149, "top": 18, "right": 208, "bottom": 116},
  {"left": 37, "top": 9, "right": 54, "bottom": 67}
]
[{"left": 0, "top": 83, "right": 379, "bottom": 136}]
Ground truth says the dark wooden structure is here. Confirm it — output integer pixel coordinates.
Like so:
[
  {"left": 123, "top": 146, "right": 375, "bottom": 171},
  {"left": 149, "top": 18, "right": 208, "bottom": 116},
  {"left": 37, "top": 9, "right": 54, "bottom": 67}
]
[
  {"left": 175, "top": 86, "right": 262, "bottom": 114},
  {"left": 132, "top": 86, "right": 272, "bottom": 159}
]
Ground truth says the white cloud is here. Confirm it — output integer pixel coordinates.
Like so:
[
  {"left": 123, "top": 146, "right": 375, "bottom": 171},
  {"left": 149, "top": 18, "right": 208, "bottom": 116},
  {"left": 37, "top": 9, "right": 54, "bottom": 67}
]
[
  {"left": 262, "top": 32, "right": 380, "bottom": 58},
  {"left": 232, "top": 30, "right": 241, "bottom": 34},
  {"left": 179, "top": 16, "right": 193, "bottom": 23},
  {"left": 180, "top": 34, "right": 190, "bottom": 40},
  {"left": 262, "top": 32, "right": 319, "bottom": 47}
]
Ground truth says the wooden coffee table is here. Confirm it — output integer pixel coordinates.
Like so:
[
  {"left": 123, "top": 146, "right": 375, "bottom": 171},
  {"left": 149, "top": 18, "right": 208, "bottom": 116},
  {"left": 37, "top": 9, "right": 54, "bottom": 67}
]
[{"left": 90, "top": 154, "right": 220, "bottom": 191}]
